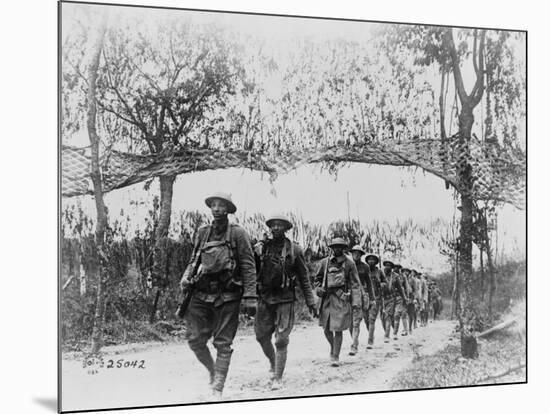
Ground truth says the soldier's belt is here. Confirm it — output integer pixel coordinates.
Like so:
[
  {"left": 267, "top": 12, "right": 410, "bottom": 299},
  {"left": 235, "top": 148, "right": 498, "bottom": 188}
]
[
  {"left": 196, "top": 277, "right": 241, "bottom": 294},
  {"left": 326, "top": 286, "right": 346, "bottom": 293}
]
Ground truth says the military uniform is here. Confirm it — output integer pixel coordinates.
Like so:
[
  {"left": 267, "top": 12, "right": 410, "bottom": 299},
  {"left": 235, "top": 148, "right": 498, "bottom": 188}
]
[
  {"left": 381, "top": 263, "right": 407, "bottom": 341},
  {"left": 183, "top": 210, "right": 256, "bottom": 394},
  {"left": 315, "top": 241, "right": 362, "bottom": 365},
  {"left": 419, "top": 275, "right": 429, "bottom": 326},
  {"left": 403, "top": 271, "right": 418, "bottom": 332},
  {"left": 349, "top": 259, "right": 374, "bottom": 353},
  {"left": 366, "top": 264, "right": 386, "bottom": 346},
  {"left": 316, "top": 254, "right": 362, "bottom": 331},
  {"left": 391, "top": 266, "right": 410, "bottom": 336},
  {"left": 428, "top": 282, "right": 443, "bottom": 321},
  {"left": 254, "top": 235, "right": 316, "bottom": 383}
]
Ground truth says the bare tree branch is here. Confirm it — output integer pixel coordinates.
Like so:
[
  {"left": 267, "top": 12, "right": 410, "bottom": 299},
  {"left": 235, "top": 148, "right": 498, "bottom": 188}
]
[
  {"left": 473, "top": 29, "right": 479, "bottom": 75},
  {"left": 102, "top": 56, "right": 150, "bottom": 137},
  {"left": 121, "top": 49, "right": 163, "bottom": 94},
  {"left": 444, "top": 28, "right": 468, "bottom": 104},
  {"left": 471, "top": 30, "right": 487, "bottom": 105},
  {"left": 97, "top": 101, "right": 141, "bottom": 129}
]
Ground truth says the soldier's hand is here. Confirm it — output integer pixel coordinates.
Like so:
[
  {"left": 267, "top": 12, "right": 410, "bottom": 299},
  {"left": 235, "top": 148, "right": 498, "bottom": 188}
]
[
  {"left": 315, "top": 287, "right": 326, "bottom": 298},
  {"left": 253, "top": 241, "right": 264, "bottom": 256},
  {"left": 308, "top": 304, "right": 318, "bottom": 318},
  {"left": 179, "top": 276, "right": 192, "bottom": 291},
  {"left": 241, "top": 297, "right": 257, "bottom": 317},
  {"left": 371, "top": 299, "right": 377, "bottom": 308},
  {"left": 342, "top": 292, "right": 351, "bottom": 302}
]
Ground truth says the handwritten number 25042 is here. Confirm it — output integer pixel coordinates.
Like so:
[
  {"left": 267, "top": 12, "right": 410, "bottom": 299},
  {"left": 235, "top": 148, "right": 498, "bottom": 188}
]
[{"left": 106, "top": 359, "right": 145, "bottom": 369}]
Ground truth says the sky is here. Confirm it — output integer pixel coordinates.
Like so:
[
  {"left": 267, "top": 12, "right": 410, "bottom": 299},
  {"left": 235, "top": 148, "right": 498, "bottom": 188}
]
[{"left": 62, "top": 163, "right": 526, "bottom": 265}]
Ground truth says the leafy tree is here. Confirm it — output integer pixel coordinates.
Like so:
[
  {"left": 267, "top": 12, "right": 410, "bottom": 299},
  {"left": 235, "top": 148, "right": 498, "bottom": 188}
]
[
  {"left": 96, "top": 17, "right": 247, "bottom": 240},
  {"left": 376, "top": 25, "right": 525, "bottom": 357},
  {"left": 85, "top": 14, "right": 108, "bottom": 354}
]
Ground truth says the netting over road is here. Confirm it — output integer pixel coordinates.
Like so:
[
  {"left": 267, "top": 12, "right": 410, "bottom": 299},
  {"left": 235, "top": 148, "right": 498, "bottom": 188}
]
[{"left": 62, "top": 138, "right": 526, "bottom": 209}]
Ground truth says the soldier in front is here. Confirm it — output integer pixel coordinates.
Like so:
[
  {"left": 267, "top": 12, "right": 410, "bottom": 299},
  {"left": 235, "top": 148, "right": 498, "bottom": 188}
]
[
  {"left": 314, "top": 238, "right": 362, "bottom": 366},
  {"left": 179, "top": 192, "right": 257, "bottom": 399},
  {"left": 348, "top": 245, "right": 374, "bottom": 355},
  {"left": 253, "top": 213, "right": 317, "bottom": 390}
]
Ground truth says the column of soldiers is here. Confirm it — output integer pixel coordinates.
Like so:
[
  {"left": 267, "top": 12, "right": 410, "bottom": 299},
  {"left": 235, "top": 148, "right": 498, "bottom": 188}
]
[{"left": 178, "top": 192, "right": 443, "bottom": 399}]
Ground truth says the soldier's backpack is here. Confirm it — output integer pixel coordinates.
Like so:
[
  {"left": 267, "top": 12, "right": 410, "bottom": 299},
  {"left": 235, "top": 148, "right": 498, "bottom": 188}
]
[{"left": 259, "top": 239, "right": 296, "bottom": 289}]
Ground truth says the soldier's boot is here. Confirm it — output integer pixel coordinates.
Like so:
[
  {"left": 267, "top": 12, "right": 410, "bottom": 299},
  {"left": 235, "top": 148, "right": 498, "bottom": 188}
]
[
  {"left": 367, "top": 319, "right": 375, "bottom": 349},
  {"left": 331, "top": 332, "right": 343, "bottom": 366},
  {"left": 401, "top": 317, "right": 409, "bottom": 336},
  {"left": 259, "top": 339, "right": 276, "bottom": 374},
  {"left": 271, "top": 347, "right": 288, "bottom": 390},
  {"left": 349, "top": 324, "right": 359, "bottom": 355},
  {"left": 211, "top": 349, "right": 232, "bottom": 399},
  {"left": 191, "top": 345, "right": 215, "bottom": 384},
  {"left": 384, "top": 319, "right": 391, "bottom": 343},
  {"left": 393, "top": 318, "right": 400, "bottom": 339},
  {"left": 324, "top": 329, "right": 334, "bottom": 358}
]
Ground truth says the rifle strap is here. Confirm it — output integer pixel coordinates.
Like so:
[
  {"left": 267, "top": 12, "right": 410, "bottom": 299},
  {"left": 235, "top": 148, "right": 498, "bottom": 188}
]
[
  {"left": 224, "top": 223, "right": 236, "bottom": 273},
  {"left": 188, "top": 225, "right": 211, "bottom": 283},
  {"left": 280, "top": 238, "right": 297, "bottom": 289},
  {"left": 322, "top": 257, "right": 329, "bottom": 289}
]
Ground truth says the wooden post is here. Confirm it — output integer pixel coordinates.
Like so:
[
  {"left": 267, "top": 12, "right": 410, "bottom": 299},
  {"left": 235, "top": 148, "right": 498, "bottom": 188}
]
[
  {"left": 480, "top": 245, "right": 485, "bottom": 301},
  {"left": 452, "top": 244, "right": 459, "bottom": 319}
]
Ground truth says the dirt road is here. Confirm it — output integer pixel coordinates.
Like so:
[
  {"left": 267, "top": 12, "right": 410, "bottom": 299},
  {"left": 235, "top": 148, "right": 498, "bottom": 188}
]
[{"left": 61, "top": 319, "right": 455, "bottom": 412}]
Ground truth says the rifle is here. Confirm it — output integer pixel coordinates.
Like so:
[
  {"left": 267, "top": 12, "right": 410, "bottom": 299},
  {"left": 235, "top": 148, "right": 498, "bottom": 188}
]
[
  {"left": 175, "top": 256, "right": 200, "bottom": 319},
  {"left": 315, "top": 257, "right": 329, "bottom": 317},
  {"left": 175, "top": 228, "right": 209, "bottom": 319}
]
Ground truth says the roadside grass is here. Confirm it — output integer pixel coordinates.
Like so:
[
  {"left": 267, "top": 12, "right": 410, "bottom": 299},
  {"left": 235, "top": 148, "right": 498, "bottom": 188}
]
[{"left": 392, "top": 301, "right": 526, "bottom": 390}]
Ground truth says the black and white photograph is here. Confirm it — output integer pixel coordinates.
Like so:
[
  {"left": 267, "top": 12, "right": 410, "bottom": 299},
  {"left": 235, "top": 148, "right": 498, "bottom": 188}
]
[{"left": 58, "top": 1, "right": 526, "bottom": 412}]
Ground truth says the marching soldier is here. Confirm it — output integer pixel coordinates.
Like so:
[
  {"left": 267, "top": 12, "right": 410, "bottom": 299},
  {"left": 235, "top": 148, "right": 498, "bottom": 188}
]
[
  {"left": 428, "top": 280, "right": 443, "bottom": 322},
  {"left": 419, "top": 273, "right": 429, "bottom": 326},
  {"left": 314, "top": 238, "right": 362, "bottom": 366},
  {"left": 253, "top": 213, "right": 317, "bottom": 390},
  {"left": 381, "top": 261, "right": 407, "bottom": 342},
  {"left": 391, "top": 264, "right": 410, "bottom": 337},
  {"left": 402, "top": 268, "right": 417, "bottom": 333},
  {"left": 348, "top": 245, "right": 374, "bottom": 356},
  {"left": 179, "top": 192, "right": 257, "bottom": 399},
  {"left": 364, "top": 253, "right": 386, "bottom": 349},
  {"left": 410, "top": 269, "right": 422, "bottom": 330}
]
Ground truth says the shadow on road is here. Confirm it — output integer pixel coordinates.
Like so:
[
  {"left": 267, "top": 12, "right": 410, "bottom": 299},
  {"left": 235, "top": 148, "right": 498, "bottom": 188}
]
[{"left": 33, "top": 397, "right": 57, "bottom": 412}]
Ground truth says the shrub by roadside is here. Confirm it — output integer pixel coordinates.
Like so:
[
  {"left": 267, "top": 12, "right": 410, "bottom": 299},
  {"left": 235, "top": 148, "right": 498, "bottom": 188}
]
[{"left": 392, "top": 300, "right": 526, "bottom": 390}]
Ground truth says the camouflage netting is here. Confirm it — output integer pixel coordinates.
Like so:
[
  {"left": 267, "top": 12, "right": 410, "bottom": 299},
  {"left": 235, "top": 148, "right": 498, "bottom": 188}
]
[{"left": 62, "top": 137, "right": 526, "bottom": 209}]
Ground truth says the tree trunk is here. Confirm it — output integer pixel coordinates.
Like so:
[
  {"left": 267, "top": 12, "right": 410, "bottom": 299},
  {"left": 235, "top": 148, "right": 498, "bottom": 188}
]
[
  {"left": 156, "top": 175, "right": 176, "bottom": 240},
  {"left": 443, "top": 27, "right": 487, "bottom": 357},
  {"left": 87, "top": 21, "right": 108, "bottom": 355},
  {"left": 480, "top": 246, "right": 485, "bottom": 301},
  {"left": 150, "top": 174, "right": 176, "bottom": 323},
  {"left": 451, "top": 247, "right": 459, "bottom": 319},
  {"left": 79, "top": 261, "right": 87, "bottom": 297},
  {"left": 439, "top": 70, "right": 447, "bottom": 140},
  {"left": 486, "top": 234, "right": 496, "bottom": 322},
  {"left": 457, "top": 105, "right": 478, "bottom": 358}
]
